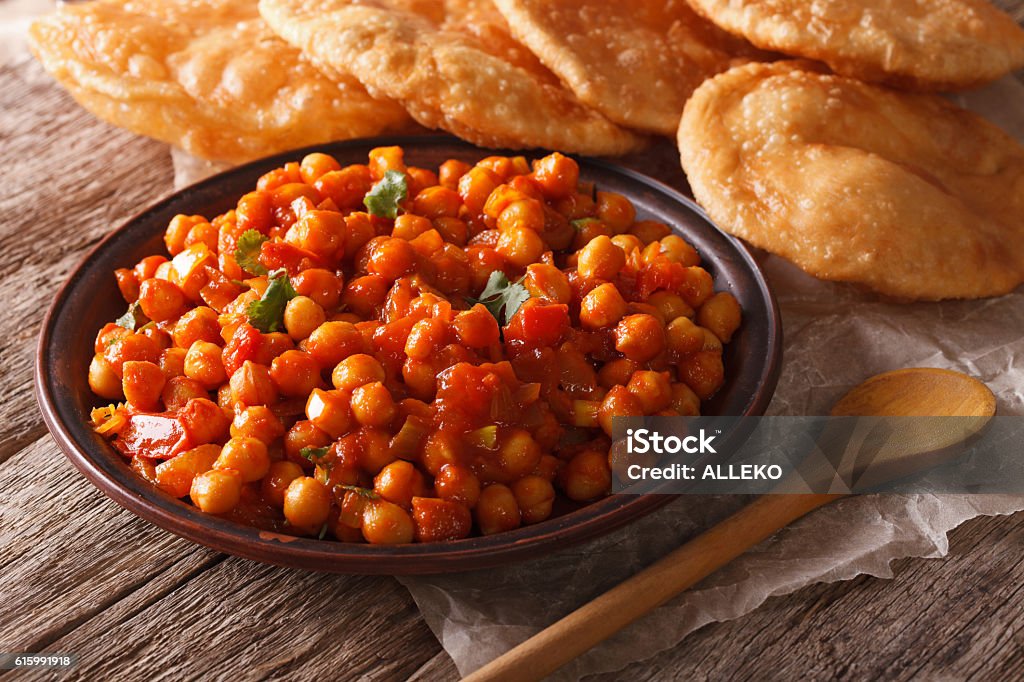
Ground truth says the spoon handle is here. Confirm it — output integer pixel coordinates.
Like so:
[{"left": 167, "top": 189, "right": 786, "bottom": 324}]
[{"left": 463, "top": 493, "right": 844, "bottom": 682}]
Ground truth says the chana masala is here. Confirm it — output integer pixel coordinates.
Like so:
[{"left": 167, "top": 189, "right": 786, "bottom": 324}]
[{"left": 88, "top": 147, "right": 741, "bottom": 544}]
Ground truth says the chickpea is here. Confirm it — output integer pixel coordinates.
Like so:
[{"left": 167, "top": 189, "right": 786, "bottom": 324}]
[
  {"left": 184, "top": 221, "right": 218, "bottom": 253},
  {"left": 300, "top": 152, "right": 341, "bottom": 184},
  {"left": 236, "top": 191, "right": 273, "bottom": 233},
  {"left": 151, "top": 347, "right": 184, "bottom": 382},
  {"left": 597, "top": 358, "right": 638, "bottom": 389},
  {"left": 476, "top": 484, "right": 521, "bottom": 535},
  {"left": 368, "top": 145, "right": 406, "bottom": 179},
  {"left": 523, "top": 263, "right": 571, "bottom": 304},
  {"left": 678, "top": 351, "right": 725, "bottom": 400},
  {"left": 418, "top": 431, "right": 459, "bottom": 477},
  {"left": 579, "top": 283, "right": 628, "bottom": 330},
  {"left": 332, "top": 354, "right": 385, "bottom": 391},
  {"left": 368, "top": 237, "right": 416, "bottom": 281},
  {"left": 433, "top": 216, "right": 468, "bottom": 246},
  {"left": 89, "top": 354, "right": 123, "bottom": 400},
  {"left": 307, "top": 321, "right": 364, "bottom": 368},
  {"left": 412, "top": 186, "right": 461, "bottom": 218},
  {"left": 374, "top": 460, "right": 426, "bottom": 508},
  {"left": 137, "top": 278, "right": 186, "bottom": 322},
  {"left": 262, "top": 460, "right": 304, "bottom": 507},
  {"left": 361, "top": 500, "right": 414, "bottom": 544},
  {"left": 283, "top": 296, "right": 326, "bottom": 341},
  {"left": 497, "top": 199, "right": 545, "bottom": 232},
  {"left": 214, "top": 437, "right": 270, "bottom": 483},
  {"left": 314, "top": 166, "right": 374, "bottom": 211},
  {"left": 357, "top": 427, "right": 395, "bottom": 474},
  {"left": 179, "top": 398, "right": 231, "bottom": 445},
  {"left": 305, "top": 388, "right": 353, "bottom": 438},
  {"left": 458, "top": 166, "right": 501, "bottom": 215},
  {"left": 391, "top": 213, "right": 433, "bottom": 240},
  {"left": 512, "top": 476, "right": 555, "bottom": 525},
  {"left": 115, "top": 268, "right": 140, "bottom": 302},
  {"left": 231, "top": 405, "right": 286, "bottom": 444},
  {"left": 270, "top": 350, "right": 321, "bottom": 397},
  {"left": 532, "top": 152, "right": 579, "bottom": 200},
  {"left": 496, "top": 226, "right": 544, "bottom": 268},
  {"left": 560, "top": 450, "right": 612, "bottom": 501},
  {"left": 626, "top": 370, "right": 672, "bottom": 413},
  {"left": 670, "top": 382, "right": 701, "bottom": 416},
  {"left": 598, "top": 385, "right": 644, "bottom": 436},
  {"left": 449, "top": 305, "right": 497, "bottom": 350},
  {"left": 405, "top": 318, "right": 447, "bottom": 361},
  {"left": 104, "top": 332, "right": 162, "bottom": 378},
  {"left": 577, "top": 235, "right": 626, "bottom": 281},
  {"left": 341, "top": 275, "right": 390, "bottom": 318},
  {"left": 350, "top": 382, "right": 396, "bottom": 428},
  {"left": 284, "top": 420, "right": 331, "bottom": 464},
  {"left": 595, "top": 191, "right": 636, "bottom": 234},
  {"left": 284, "top": 476, "right": 332, "bottom": 529},
  {"left": 411, "top": 497, "right": 473, "bottom": 542},
  {"left": 135, "top": 255, "right": 168, "bottom": 282},
  {"left": 184, "top": 340, "right": 227, "bottom": 389},
  {"left": 291, "top": 269, "right": 342, "bottom": 310},
  {"left": 647, "top": 291, "right": 693, "bottom": 323},
  {"left": 122, "top": 360, "right": 166, "bottom": 410},
  {"left": 630, "top": 219, "right": 671, "bottom": 244},
  {"left": 286, "top": 211, "right": 346, "bottom": 262},
  {"left": 697, "top": 292, "right": 742, "bottom": 343},
  {"left": 161, "top": 376, "right": 208, "bottom": 411},
  {"left": 229, "top": 360, "right": 278, "bottom": 406},
  {"left": 438, "top": 159, "right": 471, "bottom": 188},
  {"left": 666, "top": 316, "right": 705, "bottom": 355},
  {"left": 679, "top": 266, "right": 714, "bottom": 308},
  {"left": 498, "top": 429, "right": 542, "bottom": 478},
  {"left": 613, "top": 314, "right": 666, "bottom": 362},
  {"left": 435, "top": 463, "right": 481, "bottom": 508},
  {"left": 611, "top": 234, "right": 643, "bottom": 254},
  {"left": 659, "top": 235, "right": 700, "bottom": 266},
  {"left": 165, "top": 215, "right": 203, "bottom": 256},
  {"left": 156, "top": 444, "right": 221, "bottom": 498},
  {"left": 189, "top": 466, "right": 242, "bottom": 509},
  {"left": 173, "top": 306, "right": 221, "bottom": 349}
]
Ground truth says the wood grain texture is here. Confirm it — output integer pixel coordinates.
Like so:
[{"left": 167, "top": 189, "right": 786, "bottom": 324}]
[{"left": 2, "top": 6, "right": 1024, "bottom": 676}]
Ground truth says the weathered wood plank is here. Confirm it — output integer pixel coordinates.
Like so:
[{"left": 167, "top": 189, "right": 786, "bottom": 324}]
[{"left": 0, "top": 57, "right": 174, "bottom": 462}]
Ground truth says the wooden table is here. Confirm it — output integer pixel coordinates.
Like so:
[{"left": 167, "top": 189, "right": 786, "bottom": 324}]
[{"left": 4, "top": 8, "right": 1024, "bottom": 679}]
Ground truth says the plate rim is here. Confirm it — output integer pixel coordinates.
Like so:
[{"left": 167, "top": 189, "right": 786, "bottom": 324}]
[{"left": 34, "top": 134, "right": 782, "bottom": 574}]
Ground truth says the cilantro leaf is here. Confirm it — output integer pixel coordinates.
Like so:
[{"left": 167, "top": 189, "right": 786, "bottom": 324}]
[
  {"left": 299, "top": 446, "right": 330, "bottom": 461},
  {"left": 570, "top": 217, "right": 602, "bottom": 232},
  {"left": 363, "top": 170, "right": 408, "bottom": 219},
  {"left": 246, "top": 271, "right": 298, "bottom": 333},
  {"left": 234, "top": 229, "right": 269, "bottom": 276},
  {"left": 466, "top": 271, "right": 531, "bottom": 326},
  {"left": 340, "top": 484, "right": 380, "bottom": 500},
  {"left": 114, "top": 301, "right": 148, "bottom": 331}
]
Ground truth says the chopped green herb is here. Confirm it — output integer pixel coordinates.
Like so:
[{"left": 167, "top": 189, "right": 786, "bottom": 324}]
[
  {"left": 114, "top": 301, "right": 148, "bottom": 331},
  {"left": 246, "top": 271, "right": 298, "bottom": 332},
  {"left": 570, "top": 217, "right": 602, "bottom": 232},
  {"left": 340, "top": 485, "right": 380, "bottom": 500},
  {"left": 234, "top": 229, "right": 269, "bottom": 276},
  {"left": 299, "top": 445, "right": 330, "bottom": 461},
  {"left": 317, "top": 523, "right": 329, "bottom": 540},
  {"left": 466, "top": 270, "right": 531, "bottom": 326},
  {"left": 363, "top": 169, "right": 408, "bottom": 219}
]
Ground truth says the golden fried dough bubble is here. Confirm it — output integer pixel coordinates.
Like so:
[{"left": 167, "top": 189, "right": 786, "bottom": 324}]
[
  {"left": 491, "top": 0, "right": 764, "bottom": 135},
  {"left": 258, "top": 0, "right": 645, "bottom": 155},
  {"left": 678, "top": 61, "right": 1024, "bottom": 301},
  {"left": 684, "top": 0, "right": 1024, "bottom": 90},
  {"left": 28, "top": 0, "right": 413, "bottom": 162}
]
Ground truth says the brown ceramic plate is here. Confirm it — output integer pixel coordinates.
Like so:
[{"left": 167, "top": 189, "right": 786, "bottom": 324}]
[{"left": 36, "top": 135, "right": 781, "bottom": 574}]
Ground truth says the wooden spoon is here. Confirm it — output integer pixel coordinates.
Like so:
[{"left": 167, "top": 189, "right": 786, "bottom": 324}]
[{"left": 463, "top": 368, "right": 996, "bottom": 682}]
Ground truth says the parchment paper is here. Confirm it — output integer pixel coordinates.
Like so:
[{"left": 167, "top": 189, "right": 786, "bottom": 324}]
[{"left": 156, "top": 50, "right": 1024, "bottom": 682}]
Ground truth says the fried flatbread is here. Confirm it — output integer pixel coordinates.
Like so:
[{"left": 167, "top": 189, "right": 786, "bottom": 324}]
[
  {"left": 678, "top": 61, "right": 1024, "bottom": 300},
  {"left": 683, "top": 0, "right": 1024, "bottom": 90},
  {"left": 258, "top": 0, "right": 645, "bottom": 155},
  {"left": 28, "top": 0, "right": 413, "bottom": 162},
  {"left": 491, "top": 0, "right": 762, "bottom": 135}
]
